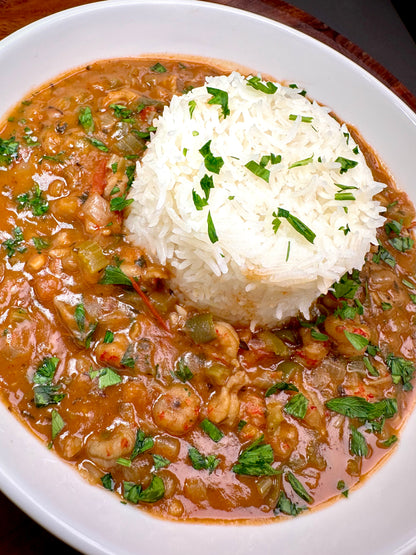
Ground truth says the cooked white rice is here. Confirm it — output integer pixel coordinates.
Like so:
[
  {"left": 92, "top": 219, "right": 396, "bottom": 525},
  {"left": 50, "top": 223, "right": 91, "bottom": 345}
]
[{"left": 126, "top": 72, "right": 385, "bottom": 327}]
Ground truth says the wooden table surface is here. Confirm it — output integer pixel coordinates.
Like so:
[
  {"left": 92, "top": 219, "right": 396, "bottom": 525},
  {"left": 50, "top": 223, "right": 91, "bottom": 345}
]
[{"left": 0, "top": 1, "right": 415, "bottom": 554}]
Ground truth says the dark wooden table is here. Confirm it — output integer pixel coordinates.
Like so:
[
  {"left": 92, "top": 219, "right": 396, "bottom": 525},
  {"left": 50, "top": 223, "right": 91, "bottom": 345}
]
[{"left": 0, "top": 1, "right": 414, "bottom": 554}]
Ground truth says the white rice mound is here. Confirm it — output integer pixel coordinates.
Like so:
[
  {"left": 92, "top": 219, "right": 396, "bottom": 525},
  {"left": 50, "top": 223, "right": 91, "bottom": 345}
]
[{"left": 126, "top": 72, "right": 385, "bottom": 327}]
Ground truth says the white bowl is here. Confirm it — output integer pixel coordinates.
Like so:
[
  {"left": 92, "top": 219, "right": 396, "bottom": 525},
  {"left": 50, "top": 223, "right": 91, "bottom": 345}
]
[{"left": 1, "top": 1, "right": 416, "bottom": 554}]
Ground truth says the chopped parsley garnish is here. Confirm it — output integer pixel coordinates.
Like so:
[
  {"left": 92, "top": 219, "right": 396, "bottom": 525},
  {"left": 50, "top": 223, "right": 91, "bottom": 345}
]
[
  {"left": 339, "top": 224, "right": 351, "bottom": 235},
  {"left": 363, "top": 355, "right": 379, "bottom": 377},
  {"left": 232, "top": 435, "right": 279, "bottom": 476},
  {"left": 207, "top": 87, "right": 230, "bottom": 118},
  {"left": 265, "top": 382, "right": 298, "bottom": 397},
  {"left": 87, "top": 137, "right": 109, "bottom": 152},
  {"left": 126, "top": 165, "right": 136, "bottom": 189},
  {"left": 34, "top": 385, "right": 65, "bottom": 408},
  {"left": 152, "top": 454, "right": 170, "bottom": 470},
  {"left": 381, "top": 302, "right": 392, "bottom": 311},
  {"left": 384, "top": 219, "right": 402, "bottom": 235},
  {"left": 246, "top": 76, "right": 277, "bottom": 94},
  {"left": 245, "top": 160, "right": 270, "bottom": 183},
  {"left": 337, "top": 480, "right": 349, "bottom": 497},
  {"left": 388, "top": 236, "right": 414, "bottom": 252},
  {"left": 103, "top": 330, "right": 114, "bottom": 344},
  {"left": 288, "top": 114, "right": 313, "bottom": 123},
  {"left": 207, "top": 210, "right": 218, "bottom": 243},
  {"left": 150, "top": 62, "right": 167, "bottom": 73},
  {"left": 331, "top": 270, "right": 360, "bottom": 299},
  {"left": 350, "top": 426, "right": 368, "bottom": 457},
  {"left": 381, "top": 435, "right": 398, "bottom": 448},
  {"left": 284, "top": 393, "right": 309, "bottom": 419},
  {"left": 344, "top": 330, "right": 369, "bottom": 351},
  {"left": 51, "top": 409, "right": 65, "bottom": 441},
  {"left": 199, "top": 140, "right": 224, "bottom": 174},
  {"left": 272, "top": 207, "right": 316, "bottom": 244},
  {"left": 100, "top": 265, "right": 131, "bottom": 286},
  {"left": 192, "top": 189, "right": 208, "bottom": 210},
  {"left": 188, "top": 100, "right": 196, "bottom": 118},
  {"left": 372, "top": 244, "right": 396, "bottom": 268},
  {"left": 101, "top": 473, "right": 114, "bottom": 491},
  {"left": 325, "top": 396, "right": 398, "bottom": 420},
  {"left": 289, "top": 154, "right": 313, "bottom": 169},
  {"left": 286, "top": 471, "right": 313, "bottom": 503},
  {"left": 335, "top": 156, "right": 358, "bottom": 174},
  {"left": 0, "top": 136, "right": 19, "bottom": 166},
  {"left": 173, "top": 357, "right": 194, "bottom": 382},
  {"left": 2, "top": 226, "right": 25, "bottom": 257},
  {"left": 110, "top": 194, "right": 133, "bottom": 211},
  {"left": 130, "top": 429, "right": 154, "bottom": 460},
  {"left": 16, "top": 184, "right": 49, "bottom": 216},
  {"left": 310, "top": 329, "right": 329, "bottom": 341},
  {"left": 74, "top": 303, "right": 86, "bottom": 332},
  {"left": 274, "top": 491, "right": 305, "bottom": 516},
  {"left": 89, "top": 367, "right": 122, "bottom": 389},
  {"left": 123, "top": 475, "right": 165, "bottom": 503},
  {"left": 386, "top": 354, "right": 415, "bottom": 391},
  {"left": 335, "top": 192, "right": 356, "bottom": 201},
  {"left": 334, "top": 301, "right": 358, "bottom": 320},
  {"left": 200, "top": 418, "right": 224, "bottom": 442},
  {"left": 33, "top": 357, "right": 60, "bottom": 385},
  {"left": 32, "top": 236, "right": 49, "bottom": 252},
  {"left": 188, "top": 447, "right": 220, "bottom": 474},
  {"left": 78, "top": 106, "right": 94, "bottom": 133},
  {"left": 110, "top": 103, "right": 134, "bottom": 122}
]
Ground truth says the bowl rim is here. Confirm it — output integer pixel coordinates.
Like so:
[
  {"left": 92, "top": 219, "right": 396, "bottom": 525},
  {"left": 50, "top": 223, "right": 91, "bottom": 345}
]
[{"left": 1, "top": 2, "right": 416, "bottom": 555}]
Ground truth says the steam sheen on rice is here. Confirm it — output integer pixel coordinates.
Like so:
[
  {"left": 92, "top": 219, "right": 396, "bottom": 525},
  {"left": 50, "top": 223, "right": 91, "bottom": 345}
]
[{"left": 126, "top": 72, "right": 385, "bottom": 326}]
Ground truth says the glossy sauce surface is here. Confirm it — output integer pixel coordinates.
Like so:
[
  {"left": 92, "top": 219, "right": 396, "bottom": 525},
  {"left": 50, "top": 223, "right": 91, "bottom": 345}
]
[{"left": 0, "top": 58, "right": 415, "bottom": 521}]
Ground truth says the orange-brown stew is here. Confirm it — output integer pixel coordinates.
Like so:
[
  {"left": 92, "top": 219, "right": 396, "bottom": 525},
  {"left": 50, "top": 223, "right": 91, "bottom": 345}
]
[{"left": 0, "top": 58, "right": 415, "bottom": 521}]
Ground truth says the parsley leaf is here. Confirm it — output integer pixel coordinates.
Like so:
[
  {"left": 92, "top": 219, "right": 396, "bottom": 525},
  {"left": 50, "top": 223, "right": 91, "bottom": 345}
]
[
  {"left": 16, "top": 184, "right": 49, "bottom": 216},
  {"left": 274, "top": 491, "right": 305, "bottom": 516},
  {"left": 150, "top": 62, "right": 167, "bottom": 73},
  {"left": 0, "top": 136, "right": 19, "bottom": 166},
  {"left": 101, "top": 473, "right": 114, "bottom": 491},
  {"left": 286, "top": 471, "right": 313, "bottom": 503},
  {"left": 103, "top": 330, "right": 114, "bottom": 344},
  {"left": 325, "top": 396, "right": 397, "bottom": 420},
  {"left": 88, "top": 137, "right": 109, "bottom": 152},
  {"left": 173, "top": 358, "right": 194, "bottom": 382},
  {"left": 199, "top": 140, "right": 224, "bottom": 174},
  {"left": 265, "top": 382, "right": 298, "bottom": 397},
  {"left": 344, "top": 331, "right": 369, "bottom": 351},
  {"left": 388, "top": 236, "right": 414, "bottom": 252},
  {"left": 246, "top": 76, "right": 277, "bottom": 94},
  {"left": 78, "top": 106, "right": 95, "bottom": 133},
  {"left": 200, "top": 418, "right": 224, "bottom": 442},
  {"left": 2, "top": 226, "right": 25, "bottom": 257},
  {"left": 51, "top": 409, "right": 65, "bottom": 440},
  {"left": 33, "top": 356, "right": 60, "bottom": 385},
  {"left": 33, "top": 384, "right": 65, "bottom": 408},
  {"left": 188, "top": 447, "right": 220, "bottom": 474},
  {"left": 124, "top": 475, "right": 165, "bottom": 503},
  {"left": 130, "top": 428, "right": 154, "bottom": 460},
  {"left": 110, "top": 194, "right": 133, "bottom": 211},
  {"left": 207, "top": 210, "right": 218, "bottom": 243},
  {"left": 245, "top": 160, "right": 270, "bottom": 183},
  {"left": 74, "top": 303, "right": 86, "bottom": 332},
  {"left": 335, "top": 156, "right": 358, "bottom": 174},
  {"left": 207, "top": 87, "right": 230, "bottom": 118},
  {"left": 386, "top": 354, "right": 415, "bottom": 391},
  {"left": 232, "top": 435, "right": 279, "bottom": 476},
  {"left": 350, "top": 426, "right": 368, "bottom": 457},
  {"left": 272, "top": 208, "right": 316, "bottom": 244},
  {"left": 152, "top": 454, "right": 170, "bottom": 470},
  {"left": 331, "top": 271, "right": 360, "bottom": 299},
  {"left": 89, "top": 367, "right": 122, "bottom": 389},
  {"left": 100, "top": 265, "right": 131, "bottom": 286},
  {"left": 284, "top": 393, "right": 309, "bottom": 419}
]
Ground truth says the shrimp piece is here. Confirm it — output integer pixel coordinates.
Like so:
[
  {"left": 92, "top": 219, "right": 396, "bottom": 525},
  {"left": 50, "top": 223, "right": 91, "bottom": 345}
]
[
  {"left": 152, "top": 384, "right": 201, "bottom": 436},
  {"left": 206, "top": 370, "right": 249, "bottom": 426},
  {"left": 324, "top": 315, "right": 371, "bottom": 357},
  {"left": 295, "top": 328, "right": 329, "bottom": 368},
  {"left": 211, "top": 321, "right": 240, "bottom": 362},
  {"left": 94, "top": 332, "right": 130, "bottom": 367},
  {"left": 85, "top": 425, "right": 135, "bottom": 469},
  {"left": 238, "top": 390, "right": 266, "bottom": 441}
]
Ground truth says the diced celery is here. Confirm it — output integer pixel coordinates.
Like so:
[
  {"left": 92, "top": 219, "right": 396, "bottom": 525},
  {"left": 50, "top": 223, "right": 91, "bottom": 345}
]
[{"left": 77, "top": 240, "right": 108, "bottom": 274}]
